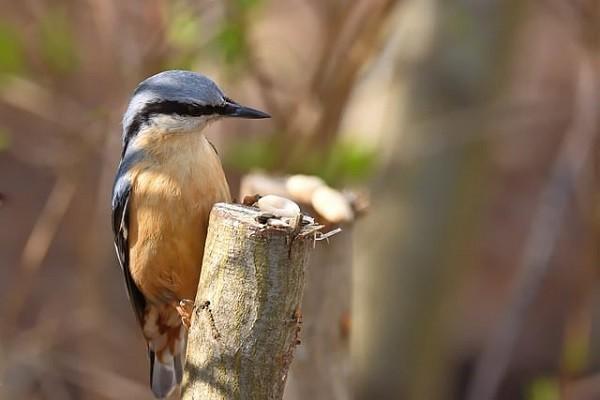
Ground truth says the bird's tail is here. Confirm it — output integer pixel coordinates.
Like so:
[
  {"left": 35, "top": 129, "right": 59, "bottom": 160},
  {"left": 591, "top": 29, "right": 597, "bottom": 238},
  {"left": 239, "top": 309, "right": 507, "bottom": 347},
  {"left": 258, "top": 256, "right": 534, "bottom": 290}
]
[
  {"left": 149, "top": 348, "right": 184, "bottom": 399},
  {"left": 144, "top": 305, "right": 186, "bottom": 399}
]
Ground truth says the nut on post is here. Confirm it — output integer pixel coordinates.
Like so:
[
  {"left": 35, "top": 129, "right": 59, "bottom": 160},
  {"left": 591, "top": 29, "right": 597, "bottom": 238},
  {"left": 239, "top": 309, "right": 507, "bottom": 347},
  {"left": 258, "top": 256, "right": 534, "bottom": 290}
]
[{"left": 257, "top": 195, "right": 301, "bottom": 218}]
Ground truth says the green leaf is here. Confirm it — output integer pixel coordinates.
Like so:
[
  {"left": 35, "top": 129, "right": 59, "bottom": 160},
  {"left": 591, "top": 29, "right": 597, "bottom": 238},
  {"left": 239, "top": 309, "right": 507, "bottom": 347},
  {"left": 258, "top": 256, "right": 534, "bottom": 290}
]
[
  {"left": 39, "top": 7, "right": 79, "bottom": 74},
  {"left": 214, "top": 21, "right": 247, "bottom": 65},
  {"left": 224, "top": 137, "right": 277, "bottom": 172},
  {"left": 0, "top": 21, "right": 24, "bottom": 76},
  {"left": 162, "top": 53, "right": 198, "bottom": 71},
  {"left": 224, "top": 135, "right": 376, "bottom": 185},
  {"left": 562, "top": 330, "right": 589, "bottom": 374},
  {"left": 0, "top": 128, "right": 11, "bottom": 151},
  {"left": 166, "top": 2, "right": 201, "bottom": 49},
  {"left": 320, "top": 141, "right": 377, "bottom": 184},
  {"left": 527, "top": 377, "right": 559, "bottom": 400},
  {"left": 235, "top": 0, "right": 262, "bottom": 11}
]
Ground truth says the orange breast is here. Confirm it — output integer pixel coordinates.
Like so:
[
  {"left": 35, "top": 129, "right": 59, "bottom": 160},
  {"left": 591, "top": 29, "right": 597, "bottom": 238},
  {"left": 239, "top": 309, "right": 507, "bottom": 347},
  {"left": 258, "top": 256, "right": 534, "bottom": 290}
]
[{"left": 127, "top": 131, "right": 231, "bottom": 304}]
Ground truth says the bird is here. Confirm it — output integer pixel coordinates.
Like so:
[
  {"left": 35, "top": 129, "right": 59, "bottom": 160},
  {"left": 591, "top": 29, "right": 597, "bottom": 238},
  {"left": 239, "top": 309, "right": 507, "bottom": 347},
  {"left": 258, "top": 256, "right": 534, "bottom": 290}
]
[{"left": 111, "top": 70, "right": 270, "bottom": 399}]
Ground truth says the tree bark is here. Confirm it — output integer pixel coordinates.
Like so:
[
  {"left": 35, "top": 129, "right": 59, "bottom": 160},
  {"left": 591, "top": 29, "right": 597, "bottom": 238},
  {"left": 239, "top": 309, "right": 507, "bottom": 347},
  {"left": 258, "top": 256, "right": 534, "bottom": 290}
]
[
  {"left": 182, "top": 203, "right": 319, "bottom": 400},
  {"left": 283, "top": 226, "right": 352, "bottom": 400},
  {"left": 239, "top": 173, "right": 358, "bottom": 400}
]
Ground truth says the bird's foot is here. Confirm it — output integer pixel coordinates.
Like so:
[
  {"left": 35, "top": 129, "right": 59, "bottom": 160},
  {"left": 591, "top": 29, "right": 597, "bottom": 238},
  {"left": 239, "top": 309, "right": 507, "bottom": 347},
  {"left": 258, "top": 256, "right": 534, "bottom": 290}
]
[{"left": 176, "top": 299, "right": 195, "bottom": 329}]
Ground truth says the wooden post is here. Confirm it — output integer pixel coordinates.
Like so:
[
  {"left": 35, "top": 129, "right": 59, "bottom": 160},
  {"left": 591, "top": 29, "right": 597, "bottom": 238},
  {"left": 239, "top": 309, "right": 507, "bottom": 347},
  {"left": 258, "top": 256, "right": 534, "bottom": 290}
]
[
  {"left": 283, "top": 226, "right": 353, "bottom": 400},
  {"left": 239, "top": 173, "right": 363, "bottom": 400},
  {"left": 182, "top": 203, "right": 320, "bottom": 400}
]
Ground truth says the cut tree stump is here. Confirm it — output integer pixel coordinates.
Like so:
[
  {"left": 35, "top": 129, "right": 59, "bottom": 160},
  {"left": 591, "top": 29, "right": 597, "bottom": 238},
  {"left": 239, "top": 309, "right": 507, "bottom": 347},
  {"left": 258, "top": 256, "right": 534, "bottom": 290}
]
[
  {"left": 283, "top": 226, "right": 353, "bottom": 400},
  {"left": 240, "top": 173, "right": 363, "bottom": 400},
  {"left": 182, "top": 203, "right": 322, "bottom": 400}
]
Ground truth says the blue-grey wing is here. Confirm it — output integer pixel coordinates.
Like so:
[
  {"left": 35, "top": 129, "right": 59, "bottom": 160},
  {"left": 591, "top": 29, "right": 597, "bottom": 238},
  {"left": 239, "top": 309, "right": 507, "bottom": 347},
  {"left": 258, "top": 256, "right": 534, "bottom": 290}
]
[{"left": 112, "top": 169, "right": 146, "bottom": 326}]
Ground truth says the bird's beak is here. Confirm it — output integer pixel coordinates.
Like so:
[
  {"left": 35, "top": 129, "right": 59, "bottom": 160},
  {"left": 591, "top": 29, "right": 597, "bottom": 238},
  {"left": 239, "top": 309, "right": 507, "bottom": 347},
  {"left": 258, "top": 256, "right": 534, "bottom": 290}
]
[{"left": 223, "top": 99, "right": 271, "bottom": 119}]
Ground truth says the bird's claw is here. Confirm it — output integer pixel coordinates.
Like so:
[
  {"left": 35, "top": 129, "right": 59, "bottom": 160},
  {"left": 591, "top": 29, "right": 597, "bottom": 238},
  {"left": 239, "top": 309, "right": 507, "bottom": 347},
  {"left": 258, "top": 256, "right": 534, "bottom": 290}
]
[{"left": 176, "top": 299, "right": 195, "bottom": 329}]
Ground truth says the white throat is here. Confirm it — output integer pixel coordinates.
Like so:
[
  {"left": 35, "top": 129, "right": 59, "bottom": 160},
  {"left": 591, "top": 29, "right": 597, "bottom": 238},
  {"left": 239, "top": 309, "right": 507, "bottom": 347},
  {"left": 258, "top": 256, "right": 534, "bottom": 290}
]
[{"left": 149, "top": 114, "right": 220, "bottom": 134}]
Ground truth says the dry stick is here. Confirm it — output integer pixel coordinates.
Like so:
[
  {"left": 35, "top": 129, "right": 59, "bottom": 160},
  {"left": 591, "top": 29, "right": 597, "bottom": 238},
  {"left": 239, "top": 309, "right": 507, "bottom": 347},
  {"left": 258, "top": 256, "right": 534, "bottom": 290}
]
[
  {"left": 466, "top": 57, "right": 599, "bottom": 400},
  {"left": 3, "top": 176, "right": 77, "bottom": 338},
  {"left": 281, "top": 0, "right": 397, "bottom": 169},
  {"left": 182, "top": 203, "right": 321, "bottom": 400}
]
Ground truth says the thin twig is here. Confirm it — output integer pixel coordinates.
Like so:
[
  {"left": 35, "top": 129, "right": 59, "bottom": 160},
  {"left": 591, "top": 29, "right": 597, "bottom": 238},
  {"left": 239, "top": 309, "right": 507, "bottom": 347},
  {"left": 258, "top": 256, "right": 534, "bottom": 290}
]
[
  {"left": 280, "top": 0, "right": 398, "bottom": 168},
  {"left": 314, "top": 227, "right": 343, "bottom": 245},
  {"left": 3, "top": 176, "right": 78, "bottom": 338},
  {"left": 0, "top": 77, "right": 87, "bottom": 130}
]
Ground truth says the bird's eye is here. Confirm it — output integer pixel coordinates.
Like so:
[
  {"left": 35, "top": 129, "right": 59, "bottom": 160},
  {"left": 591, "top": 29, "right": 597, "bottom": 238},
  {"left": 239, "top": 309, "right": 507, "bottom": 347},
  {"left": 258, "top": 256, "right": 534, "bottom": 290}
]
[{"left": 223, "top": 96, "right": 238, "bottom": 106}]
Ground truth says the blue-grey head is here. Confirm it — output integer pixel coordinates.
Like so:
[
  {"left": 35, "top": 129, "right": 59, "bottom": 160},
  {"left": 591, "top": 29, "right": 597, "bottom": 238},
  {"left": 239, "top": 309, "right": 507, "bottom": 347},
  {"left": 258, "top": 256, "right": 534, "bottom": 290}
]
[{"left": 122, "top": 70, "right": 269, "bottom": 150}]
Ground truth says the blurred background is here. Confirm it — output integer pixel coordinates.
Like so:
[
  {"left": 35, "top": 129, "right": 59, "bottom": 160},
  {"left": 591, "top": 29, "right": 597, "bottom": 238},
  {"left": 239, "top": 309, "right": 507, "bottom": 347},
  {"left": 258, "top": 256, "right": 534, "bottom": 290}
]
[{"left": 0, "top": 0, "right": 599, "bottom": 399}]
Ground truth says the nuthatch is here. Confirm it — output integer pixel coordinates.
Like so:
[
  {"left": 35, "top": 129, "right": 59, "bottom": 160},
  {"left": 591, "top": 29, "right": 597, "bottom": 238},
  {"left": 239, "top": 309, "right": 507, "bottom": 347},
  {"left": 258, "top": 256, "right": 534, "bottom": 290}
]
[{"left": 111, "top": 70, "right": 269, "bottom": 398}]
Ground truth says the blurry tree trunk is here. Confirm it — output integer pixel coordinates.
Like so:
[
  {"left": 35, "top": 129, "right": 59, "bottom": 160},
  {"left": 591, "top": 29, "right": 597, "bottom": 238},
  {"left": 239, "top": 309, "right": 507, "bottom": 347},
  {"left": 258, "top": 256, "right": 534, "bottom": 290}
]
[
  {"left": 352, "top": 2, "right": 524, "bottom": 399},
  {"left": 283, "top": 227, "right": 353, "bottom": 400},
  {"left": 182, "top": 203, "right": 317, "bottom": 400}
]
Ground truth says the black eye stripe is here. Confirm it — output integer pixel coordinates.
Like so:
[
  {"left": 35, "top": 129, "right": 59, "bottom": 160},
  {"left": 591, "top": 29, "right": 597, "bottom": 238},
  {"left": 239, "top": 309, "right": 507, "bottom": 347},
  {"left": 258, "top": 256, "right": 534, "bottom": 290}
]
[
  {"left": 123, "top": 100, "right": 228, "bottom": 155},
  {"left": 142, "top": 100, "right": 226, "bottom": 118}
]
